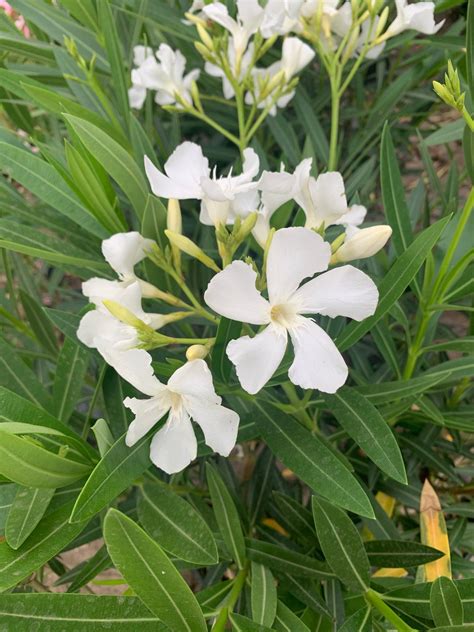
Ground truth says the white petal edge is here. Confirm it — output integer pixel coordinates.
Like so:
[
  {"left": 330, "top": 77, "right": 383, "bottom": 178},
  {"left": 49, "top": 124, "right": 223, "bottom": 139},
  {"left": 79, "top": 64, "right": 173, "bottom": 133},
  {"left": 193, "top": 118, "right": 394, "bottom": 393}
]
[
  {"left": 149, "top": 409, "right": 197, "bottom": 474},
  {"left": 124, "top": 395, "right": 171, "bottom": 446}
]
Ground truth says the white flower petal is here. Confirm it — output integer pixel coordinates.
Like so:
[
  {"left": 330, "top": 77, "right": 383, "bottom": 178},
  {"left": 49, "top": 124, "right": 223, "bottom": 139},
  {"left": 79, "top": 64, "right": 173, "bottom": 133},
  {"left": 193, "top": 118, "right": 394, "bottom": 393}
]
[
  {"left": 145, "top": 142, "right": 209, "bottom": 200},
  {"left": 128, "top": 84, "right": 146, "bottom": 109},
  {"left": 258, "top": 168, "right": 295, "bottom": 214},
  {"left": 205, "top": 260, "right": 271, "bottom": 324},
  {"left": 167, "top": 359, "right": 220, "bottom": 404},
  {"left": 124, "top": 394, "right": 171, "bottom": 446},
  {"left": 227, "top": 325, "right": 287, "bottom": 394},
  {"left": 101, "top": 232, "right": 154, "bottom": 280},
  {"left": 99, "top": 346, "right": 163, "bottom": 397},
  {"left": 203, "top": 3, "right": 238, "bottom": 36},
  {"left": 288, "top": 318, "right": 348, "bottom": 392},
  {"left": 185, "top": 400, "right": 239, "bottom": 456},
  {"left": 133, "top": 45, "right": 153, "bottom": 66},
  {"left": 81, "top": 278, "right": 125, "bottom": 308},
  {"left": 77, "top": 309, "right": 114, "bottom": 348},
  {"left": 337, "top": 204, "right": 367, "bottom": 229},
  {"left": 266, "top": 227, "right": 331, "bottom": 304},
  {"left": 308, "top": 171, "right": 348, "bottom": 227},
  {"left": 292, "top": 265, "right": 379, "bottom": 320},
  {"left": 149, "top": 409, "right": 197, "bottom": 474},
  {"left": 281, "top": 37, "right": 315, "bottom": 79}
]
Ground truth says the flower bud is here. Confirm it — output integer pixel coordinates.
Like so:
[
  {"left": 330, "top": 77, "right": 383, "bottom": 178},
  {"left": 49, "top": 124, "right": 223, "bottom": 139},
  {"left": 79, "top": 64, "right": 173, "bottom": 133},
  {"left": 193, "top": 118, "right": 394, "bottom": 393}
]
[
  {"left": 333, "top": 225, "right": 392, "bottom": 262},
  {"left": 165, "top": 229, "right": 221, "bottom": 272},
  {"left": 197, "top": 23, "right": 214, "bottom": 51},
  {"left": 102, "top": 299, "right": 145, "bottom": 329},
  {"left": 167, "top": 199, "right": 182, "bottom": 234},
  {"left": 186, "top": 344, "right": 209, "bottom": 361},
  {"left": 194, "top": 41, "right": 214, "bottom": 63}
]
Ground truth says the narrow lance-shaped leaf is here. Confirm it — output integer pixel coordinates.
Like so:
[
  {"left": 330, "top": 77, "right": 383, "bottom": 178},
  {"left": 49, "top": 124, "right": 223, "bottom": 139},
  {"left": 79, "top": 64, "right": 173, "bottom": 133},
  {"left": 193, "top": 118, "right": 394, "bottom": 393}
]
[
  {"left": 312, "top": 496, "right": 370, "bottom": 593},
  {"left": 212, "top": 317, "right": 242, "bottom": 383},
  {"left": 337, "top": 216, "right": 450, "bottom": 351},
  {"left": 52, "top": 337, "right": 89, "bottom": 423},
  {"left": 0, "top": 594, "right": 164, "bottom": 630},
  {"left": 324, "top": 387, "right": 407, "bottom": 484},
  {"left": 206, "top": 463, "right": 246, "bottom": 569},
  {"left": 19, "top": 289, "right": 58, "bottom": 357},
  {"left": 430, "top": 576, "right": 464, "bottom": 627},
  {"left": 251, "top": 562, "right": 277, "bottom": 627},
  {"left": 103, "top": 509, "right": 207, "bottom": 632},
  {"left": 365, "top": 540, "right": 444, "bottom": 568},
  {"left": 254, "top": 401, "right": 373, "bottom": 518},
  {"left": 5, "top": 486, "right": 55, "bottom": 549},
  {"left": 137, "top": 482, "right": 218, "bottom": 565}
]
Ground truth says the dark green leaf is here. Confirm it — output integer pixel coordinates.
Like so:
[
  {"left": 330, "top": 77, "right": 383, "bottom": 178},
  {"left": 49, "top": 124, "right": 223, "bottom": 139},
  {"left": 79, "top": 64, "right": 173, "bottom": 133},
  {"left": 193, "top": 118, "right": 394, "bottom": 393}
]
[
  {"left": 251, "top": 562, "right": 277, "bottom": 627},
  {"left": 212, "top": 317, "right": 242, "bottom": 383},
  {"left": 138, "top": 482, "right": 218, "bottom": 565},
  {"left": 430, "top": 576, "right": 464, "bottom": 627},
  {"left": 254, "top": 402, "right": 373, "bottom": 518},
  {"left": 365, "top": 540, "right": 444, "bottom": 567},
  {"left": 312, "top": 497, "right": 370, "bottom": 593},
  {"left": 246, "top": 539, "right": 333, "bottom": 580},
  {"left": 339, "top": 607, "right": 372, "bottom": 631},
  {"left": 52, "top": 338, "right": 89, "bottom": 423},
  {"left": 103, "top": 509, "right": 207, "bottom": 631}
]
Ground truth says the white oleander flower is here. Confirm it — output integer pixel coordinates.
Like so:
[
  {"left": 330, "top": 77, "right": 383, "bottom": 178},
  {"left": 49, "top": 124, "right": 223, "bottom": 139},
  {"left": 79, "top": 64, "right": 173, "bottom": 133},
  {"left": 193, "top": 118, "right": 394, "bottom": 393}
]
[
  {"left": 385, "top": 0, "right": 444, "bottom": 37},
  {"left": 334, "top": 225, "right": 393, "bottom": 261},
  {"left": 124, "top": 359, "right": 239, "bottom": 474},
  {"left": 145, "top": 142, "right": 260, "bottom": 226},
  {"left": 205, "top": 40, "right": 254, "bottom": 100},
  {"left": 203, "top": 0, "right": 264, "bottom": 57},
  {"left": 77, "top": 280, "right": 165, "bottom": 394},
  {"left": 245, "top": 37, "right": 315, "bottom": 115},
  {"left": 204, "top": 227, "right": 378, "bottom": 394},
  {"left": 260, "top": 0, "right": 305, "bottom": 37},
  {"left": 129, "top": 44, "right": 200, "bottom": 109}
]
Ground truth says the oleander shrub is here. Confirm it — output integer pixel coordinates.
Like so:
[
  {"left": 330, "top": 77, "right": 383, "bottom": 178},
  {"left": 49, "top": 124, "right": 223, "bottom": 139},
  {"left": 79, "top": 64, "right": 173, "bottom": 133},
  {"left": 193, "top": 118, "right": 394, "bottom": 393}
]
[{"left": 0, "top": 0, "right": 472, "bottom": 630}]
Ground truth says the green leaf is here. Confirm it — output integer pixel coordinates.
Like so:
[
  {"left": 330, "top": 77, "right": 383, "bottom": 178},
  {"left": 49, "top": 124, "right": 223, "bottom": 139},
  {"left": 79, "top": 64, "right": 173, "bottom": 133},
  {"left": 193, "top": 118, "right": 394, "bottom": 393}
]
[
  {"left": 212, "top": 317, "right": 242, "bottom": 383},
  {"left": 0, "top": 337, "right": 52, "bottom": 410},
  {"left": 206, "top": 463, "right": 246, "bottom": 569},
  {"left": 91, "top": 419, "right": 115, "bottom": 457},
  {"left": 355, "top": 372, "right": 446, "bottom": 404},
  {"left": 137, "top": 483, "right": 218, "bottom": 566},
  {"left": 52, "top": 338, "right": 89, "bottom": 423},
  {"left": 339, "top": 607, "right": 372, "bottom": 631},
  {"left": 254, "top": 402, "right": 373, "bottom": 518},
  {"left": 70, "top": 433, "right": 152, "bottom": 523},
  {"left": 274, "top": 600, "right": 311, "bottom": 632},
  {"left": 97, "top": 0, "right": 130, "bottom": 131},
  {"left": 324, "top": 387, "right": 406, "bottom": 483},
  {"left": 0, "top": 501, "right": 87, "bottom": 591},
  {"left": 230, "top": 613, "right": 273, "bottom": 631},
  {"left": 467, "top": 0, "right": 474, "bottom": 102},
  {"left": 312, "top": 496, "right": 370, "bottom": 593},
  {"left": 251, "top": 562, "right": 277, "bottom": 627},
  {"left": 381, "top": 124, "right": 413, "bottom": 256},
  {"left": 246, "top": 539, "right": 333, "bottom": 580},
  {"left": 429, "top": 627, "right": 474, "bottom": 632},
  {"left": 0, "top": 431, "right": 91, "bottom": 488},
  {"left": 45, "top": 308, "right": 83, "bottom": 346},
  {"left": 19, "top": 289, "right": 58, "bottom": 357},
  {"left": 102, "top": 368, "right": 130, "bottom": 438},
  {"left": 0, "top": 484, "right": 16, "bottom": 534},
  {"left": 64, "top": 115, "right": 148, "bottom": 218},
  {"left": 9, "top": 0, "right": 108, "bottom": 70},
  {"left": 0, "top": 594, "right": 164, "bottom": 629},
  {"left": 365, "top": 540, "right": 444, "bottom": 567},
  {"left": 103, "top": 509, "right": 207, "bottom": 632},
  {"left": 281, "top": 574, "right": 331, "bottom": 618},
  {"left": 0, "top": 142, "right": 106, "bottom": 238},
  {"left": 67, "top": 544, "right": 110, "bottom": 593},
  {"left": 337, "top": 216, "right": 450, "bottom": 351},
  {"left": 5, "top": 486, "right": 55, "bottom": 549},
  {"left": 430, "top": 577, "right": 464, "bottom": 627},
  {"left": 464, "top": 126, "right": 474, "bottom": 185}
]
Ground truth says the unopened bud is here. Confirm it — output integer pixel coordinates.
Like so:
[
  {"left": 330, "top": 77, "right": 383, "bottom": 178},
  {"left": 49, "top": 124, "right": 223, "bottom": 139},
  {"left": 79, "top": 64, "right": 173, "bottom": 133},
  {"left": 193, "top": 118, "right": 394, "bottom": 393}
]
[
  {"left": 194, "top": 41, "right": 214, "bottom": 63},
  {"left": 191, "top": 80, "right": 203, "bottom": 113},
  {"left": 102, "top": 300, "right": 147, "bottom": 329},
  {"left": 234, "top": 211, "right": 258, "bottom": 241},
  {"left": 186, "top": 344, "right": 209, "bottom": 361},
  {"left": 165, "top": 230, "right": 221, "bottom": 272},
  {"left": 167, "top": 199, "right": 182, "bottom": 234},
  {"left": 332, "top": 225, "right": 392, "bottom": 263},
  {"left": 376, "top": 6, "right": 389, "bottom": 36},
  {"left": 197, "top": 23, "right": 214, "bottom": 51}
]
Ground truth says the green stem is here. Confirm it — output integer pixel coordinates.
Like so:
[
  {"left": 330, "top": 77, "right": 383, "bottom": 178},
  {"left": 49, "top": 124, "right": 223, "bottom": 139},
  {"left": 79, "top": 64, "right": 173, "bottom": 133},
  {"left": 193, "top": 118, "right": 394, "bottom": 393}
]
[
  {"left": 328, "top": 73, "right": 340, "bottom": 171},
  {"left": 365, "top": 590, "right": 416, "bottom": 632},
  {"left": 212, "top": 566, "right": 248, "bottom": 632}
]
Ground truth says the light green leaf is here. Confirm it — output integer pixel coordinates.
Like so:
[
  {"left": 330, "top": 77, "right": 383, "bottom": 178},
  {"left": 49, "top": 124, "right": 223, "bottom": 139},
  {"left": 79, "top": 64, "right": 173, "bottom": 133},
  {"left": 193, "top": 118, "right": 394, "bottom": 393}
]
[
  {"left": 251, "top": 562, "right": 277, "bottom": 627},
  {"left": 324, "top": 387, "right": 406, "bottom": 483},
  {"left": 64, "top": 115, "right": 148, "bottom": 218},
  {"left": 430, "top": 576, "right": 464, "bottom": 627},
  {"left": 5, "top": 486, "right": 55, "bottom": 549},
  {"left": 206, "top": 463, "right": 246, "bottom": 569},
  {"left": 254, "top": 401, "right": 373, "bottom": 518},
  {"left": 312, "top": 497, "right": 370, "bottom": 593},
  {"left": 0, "top": 501, "right": 87, "bottom": 591},
  {"left": 230, "top": 613, "right": 273, "bottom": 631},
  {"left": 0, "top": 431, "right": 91, "bottom": 489},
  {"left": 70, "top": 432, "right": 152, "bottom": 523},
  {"left": 0, "top": 594, "right": 163, "bottom": 629},
  {"left": 103, "top": 509, "right": 207, "bottom": 632},
  {"left": 91, "top": 419, "right": 115, "bottom": 457},
  {"left": 138, "top": 483, "right": 218, "bottom": 566},
  {"left": 337, "top": 216, "right": 450, "bottom": 351}
]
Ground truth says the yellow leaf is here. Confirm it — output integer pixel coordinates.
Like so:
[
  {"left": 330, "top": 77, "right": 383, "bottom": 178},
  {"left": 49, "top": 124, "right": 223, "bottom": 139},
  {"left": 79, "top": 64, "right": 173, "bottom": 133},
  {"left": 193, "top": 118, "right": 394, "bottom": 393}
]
[
  {"left": 372, "top": 568, "right": 408, "bottom": 578},
  {"left": 419, "top": 479, "right": 451, "bottom": 581},
  {"left": 261, "top": 518, "right": 289, "bottom": 537},
  {"left": 376, "top": 491, "right": 396, "bottom": 518}
]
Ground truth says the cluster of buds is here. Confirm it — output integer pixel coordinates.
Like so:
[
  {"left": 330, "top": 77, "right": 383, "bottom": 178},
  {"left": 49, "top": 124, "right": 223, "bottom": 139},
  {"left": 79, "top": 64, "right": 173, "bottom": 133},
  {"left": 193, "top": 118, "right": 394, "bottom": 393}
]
[{"left": 433, "top": 61, "right": 465, "bottom": 113}]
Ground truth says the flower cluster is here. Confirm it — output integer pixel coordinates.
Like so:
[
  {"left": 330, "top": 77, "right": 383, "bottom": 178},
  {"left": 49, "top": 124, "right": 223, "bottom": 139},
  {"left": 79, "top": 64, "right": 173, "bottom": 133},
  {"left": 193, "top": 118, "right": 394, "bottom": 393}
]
[{"left": 77, "top": 138, "right": 392, "bottom": 474}]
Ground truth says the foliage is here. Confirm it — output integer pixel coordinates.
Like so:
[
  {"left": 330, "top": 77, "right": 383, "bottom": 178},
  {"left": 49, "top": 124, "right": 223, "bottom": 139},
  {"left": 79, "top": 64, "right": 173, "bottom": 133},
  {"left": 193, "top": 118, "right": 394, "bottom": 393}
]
[{"left": 0, "top": 0, "right": 472, "bottom": 630}]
